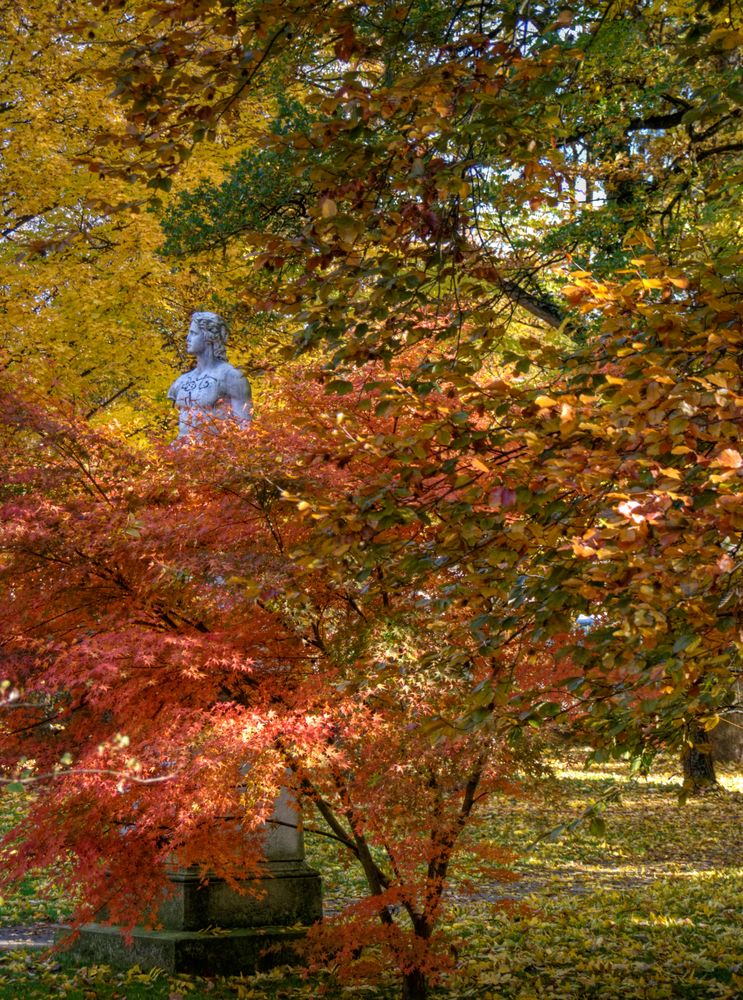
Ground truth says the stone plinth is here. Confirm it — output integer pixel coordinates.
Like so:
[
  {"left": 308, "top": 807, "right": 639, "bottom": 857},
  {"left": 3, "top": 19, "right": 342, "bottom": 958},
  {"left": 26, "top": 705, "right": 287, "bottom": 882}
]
[
  {"left": 66, "top": 924, "right": 307, "bottom": 977},
  {"left": 63, "top": 790, "right": 322, "bottom": 974},
  {"left": 157, "top": 860, "right": 323, "bottom": 932}
]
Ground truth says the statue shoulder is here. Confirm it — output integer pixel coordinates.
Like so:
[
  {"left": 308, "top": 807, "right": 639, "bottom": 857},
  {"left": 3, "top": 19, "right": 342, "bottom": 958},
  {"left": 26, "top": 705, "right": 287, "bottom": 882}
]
[
  {"left": 167, "top": 370, "right": 190, "bottom": 400},
  {"left": 218, "top": 363, "right": 250, "bottom": 393}
]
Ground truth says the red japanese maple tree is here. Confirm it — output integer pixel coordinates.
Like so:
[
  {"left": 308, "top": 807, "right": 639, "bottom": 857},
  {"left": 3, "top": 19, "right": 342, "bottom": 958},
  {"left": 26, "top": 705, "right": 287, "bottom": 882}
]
[{"left": 0, "top": 369, "right": 565, "bottom": 998}]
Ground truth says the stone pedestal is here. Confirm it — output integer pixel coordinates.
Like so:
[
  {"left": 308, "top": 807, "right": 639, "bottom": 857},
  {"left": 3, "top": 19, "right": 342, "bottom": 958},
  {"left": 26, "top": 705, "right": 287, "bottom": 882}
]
[
  {"left": 64, "top": 791, "right": 323, "bottom": 974},
  {"left": 156, "top": 859, "right": 322, "bottom": 932},
  {"left": 66, "top": 924, "right": 308, "bottom": 977}
]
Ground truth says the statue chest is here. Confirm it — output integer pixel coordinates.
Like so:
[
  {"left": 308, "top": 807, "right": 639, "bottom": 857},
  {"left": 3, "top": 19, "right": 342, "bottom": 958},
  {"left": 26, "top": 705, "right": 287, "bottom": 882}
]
[{"left": 175, "top": 372, "right": 223, "bottom": 410}]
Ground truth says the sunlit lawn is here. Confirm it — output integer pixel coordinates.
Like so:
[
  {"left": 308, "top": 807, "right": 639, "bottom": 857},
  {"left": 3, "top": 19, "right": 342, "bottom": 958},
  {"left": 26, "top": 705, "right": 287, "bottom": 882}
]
[{"left": 0, "top": 755, "right": 740, "bottom": 999}]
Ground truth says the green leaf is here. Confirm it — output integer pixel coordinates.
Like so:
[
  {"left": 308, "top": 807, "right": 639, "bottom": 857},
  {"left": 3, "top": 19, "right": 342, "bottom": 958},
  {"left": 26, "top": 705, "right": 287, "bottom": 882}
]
[
  {"left": 672, "top": 633, "right": 695, "bottom": 654},
  {"left": 588, "top": 815, "right": 606, "bottom": 838},
  {"left": 325, "top": 379, "right": 354, "bottom": 395}
]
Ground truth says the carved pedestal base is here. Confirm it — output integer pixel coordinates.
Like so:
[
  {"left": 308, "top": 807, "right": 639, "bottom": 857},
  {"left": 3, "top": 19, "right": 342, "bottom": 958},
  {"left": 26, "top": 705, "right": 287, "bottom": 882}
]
[
  {"left": 62, "top": 791, "right": 323, "bottom": 975},
  {"left": 67, "top": 923, "right": 307, "bottom": 976},
  {"left": 158, "top": 859, "right": 323, "bottom": 930},
  {"left": 65, "top": 861, "right": 323, "bottom": 974}
]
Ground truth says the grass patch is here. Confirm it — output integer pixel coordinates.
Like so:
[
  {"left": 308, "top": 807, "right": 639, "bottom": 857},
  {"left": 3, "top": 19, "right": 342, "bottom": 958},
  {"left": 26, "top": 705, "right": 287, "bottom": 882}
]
[{"left": 0, "top": 793, "right": 73, "bottom": 927}]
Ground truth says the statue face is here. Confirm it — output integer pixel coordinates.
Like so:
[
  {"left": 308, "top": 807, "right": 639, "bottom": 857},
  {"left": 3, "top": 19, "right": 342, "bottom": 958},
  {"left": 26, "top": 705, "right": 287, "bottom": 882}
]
[{"left": 186, "top": 319, "right": 206, "bottom": 356}]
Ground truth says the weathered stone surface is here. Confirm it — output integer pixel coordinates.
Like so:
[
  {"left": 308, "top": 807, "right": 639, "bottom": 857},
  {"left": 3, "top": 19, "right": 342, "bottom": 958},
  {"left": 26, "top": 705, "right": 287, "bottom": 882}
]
[
  {"left": 63, "top": 856, "right": 322, "bottom": 974},
  {"left": 63, "top": 791, "right": 322, "bottom": 974},
  {"left": 157, "top": 860, "right": 323, "bottom": 931},
  {"left": 60, "top": 355, "right": 320, "bottom": 976},
  {"left": 66, "top": 924, "right": 306, "bottom": 976},
  {"left": 264, "top": 786, "right": 306, "bottom": 862}
]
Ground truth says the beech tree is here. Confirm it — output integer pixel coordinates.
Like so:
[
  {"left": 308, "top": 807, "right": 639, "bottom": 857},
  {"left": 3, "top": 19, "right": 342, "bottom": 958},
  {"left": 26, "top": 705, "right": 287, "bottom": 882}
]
[
  {"left": 76, "top": 0, "right": 741, "bottom": 759},
  {"left": 0, "top": 0, "right": 283, "bottom": 427},
  {"left": 68, "top": 0, "right": 743, "bottom": 335},
  {"left": 3, "top": 265, "right": 741, "bottom": 999}
]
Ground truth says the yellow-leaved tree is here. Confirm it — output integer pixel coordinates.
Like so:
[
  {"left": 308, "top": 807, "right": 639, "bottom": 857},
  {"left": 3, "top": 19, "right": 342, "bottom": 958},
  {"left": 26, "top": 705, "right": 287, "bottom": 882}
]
[{"left": 1, "top": 0, "right": 281, "bottom": 433}]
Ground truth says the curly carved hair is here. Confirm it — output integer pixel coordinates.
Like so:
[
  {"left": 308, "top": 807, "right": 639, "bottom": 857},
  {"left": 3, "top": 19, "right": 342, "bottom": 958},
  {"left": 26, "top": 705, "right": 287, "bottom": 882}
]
[{"left": 191, "top": 311, "right": 229, "bottom": 362}]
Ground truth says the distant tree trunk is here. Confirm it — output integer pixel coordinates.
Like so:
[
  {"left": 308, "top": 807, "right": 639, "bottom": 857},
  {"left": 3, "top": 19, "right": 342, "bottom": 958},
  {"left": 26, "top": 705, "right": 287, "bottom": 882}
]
[
  {"left": 681, "top": 721, "right": 717, "bottom": 793},
  {"left": 709, "top": 682, "right": 743, "bottom": 765},
  {"left": 710, "top": 712, "right": 743, "bottom": 764}
]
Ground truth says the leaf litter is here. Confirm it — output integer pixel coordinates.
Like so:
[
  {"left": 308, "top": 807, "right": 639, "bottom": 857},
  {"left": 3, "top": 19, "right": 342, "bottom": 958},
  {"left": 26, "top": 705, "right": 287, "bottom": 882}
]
[{"left": 0, "top": 756, "right": 739, "bottom": 999}]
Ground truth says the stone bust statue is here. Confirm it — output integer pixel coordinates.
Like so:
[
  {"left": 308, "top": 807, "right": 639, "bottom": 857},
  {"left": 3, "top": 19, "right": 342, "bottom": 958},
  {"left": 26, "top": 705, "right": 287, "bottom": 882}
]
[{"left": 167, "top": 311, "right": 252, "bottom": 439}]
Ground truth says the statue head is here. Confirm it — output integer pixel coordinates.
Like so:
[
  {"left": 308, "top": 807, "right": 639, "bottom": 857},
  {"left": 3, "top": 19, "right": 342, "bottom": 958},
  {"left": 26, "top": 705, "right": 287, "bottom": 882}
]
[{"left": 189, "top": 311, "right": 229, "bottom": 362}]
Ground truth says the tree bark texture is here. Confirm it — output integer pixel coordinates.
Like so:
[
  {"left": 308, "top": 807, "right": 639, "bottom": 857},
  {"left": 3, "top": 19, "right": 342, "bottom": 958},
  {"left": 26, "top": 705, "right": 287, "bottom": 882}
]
[{"left": 682, "top": 722, "right": 718, "bottom": 792}]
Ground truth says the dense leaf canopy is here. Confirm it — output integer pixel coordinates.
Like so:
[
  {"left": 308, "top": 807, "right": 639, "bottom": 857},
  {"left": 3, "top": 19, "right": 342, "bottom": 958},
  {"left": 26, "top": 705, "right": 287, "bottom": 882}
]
[{"left": 1, "top": 2, "right": 742, "bottom": 997}]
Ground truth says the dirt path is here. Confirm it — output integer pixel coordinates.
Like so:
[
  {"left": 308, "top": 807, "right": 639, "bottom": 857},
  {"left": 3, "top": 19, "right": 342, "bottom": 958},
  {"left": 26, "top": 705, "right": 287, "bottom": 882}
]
[{"left": 0, "top": 924, "right": 63, "bottom": 951}]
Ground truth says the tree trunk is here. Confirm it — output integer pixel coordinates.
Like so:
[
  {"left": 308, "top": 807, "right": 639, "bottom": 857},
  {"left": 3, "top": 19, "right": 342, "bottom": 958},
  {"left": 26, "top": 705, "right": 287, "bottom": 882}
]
[
  {"left": 682, "top": 722, "right": 718, "bottom": 793},
  {"left": 709, "top": 682, "right": 743, "bottom": 764},
  {"left": 709, "top": 712, "right": 743, "bottom": 764},
  {"left": 401, "top": 969, "right": 428, "bottom": 1000}
]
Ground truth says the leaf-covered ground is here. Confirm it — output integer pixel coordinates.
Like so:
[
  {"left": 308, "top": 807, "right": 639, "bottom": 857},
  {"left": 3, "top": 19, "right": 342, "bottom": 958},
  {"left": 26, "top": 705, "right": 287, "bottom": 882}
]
[{"left": 0, "top": 757, "right": 740, "bottom": 999}]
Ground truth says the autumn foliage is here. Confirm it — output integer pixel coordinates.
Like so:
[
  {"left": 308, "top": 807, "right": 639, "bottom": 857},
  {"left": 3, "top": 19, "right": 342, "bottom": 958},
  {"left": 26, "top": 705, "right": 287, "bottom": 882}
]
[
  {"left": 2, "top": 1, "right": 743, "bottom": 998},
  {"left": 0, "top": 370, "right": 556, "bottom": 992},
  {"left": 2, "top": 278, "right": 742, "bottom": 990}
]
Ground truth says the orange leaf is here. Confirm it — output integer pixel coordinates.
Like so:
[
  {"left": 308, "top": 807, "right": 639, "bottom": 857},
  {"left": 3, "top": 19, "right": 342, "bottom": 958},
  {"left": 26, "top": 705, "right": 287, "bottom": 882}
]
[{"left": 712, "top": 448, "right": 742, "bottom": 469}]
